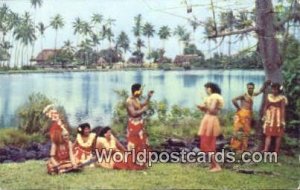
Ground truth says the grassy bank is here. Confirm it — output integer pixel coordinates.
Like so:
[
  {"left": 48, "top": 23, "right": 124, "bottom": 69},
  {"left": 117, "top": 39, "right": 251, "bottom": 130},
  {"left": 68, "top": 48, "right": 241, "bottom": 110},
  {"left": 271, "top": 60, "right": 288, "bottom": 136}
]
[{"left": 0, "top": 155, "right": 299, "bottom": 189}]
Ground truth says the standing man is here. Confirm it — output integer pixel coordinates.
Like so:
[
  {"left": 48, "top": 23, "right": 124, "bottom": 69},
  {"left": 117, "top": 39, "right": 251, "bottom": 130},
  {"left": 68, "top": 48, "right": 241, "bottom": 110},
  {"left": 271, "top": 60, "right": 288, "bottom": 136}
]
[
  {"left": 230, "top": 81, "right": 270, "bottom": 152},
  {"left": 126, "top": 83, "right": 154, "bottom": 168}
]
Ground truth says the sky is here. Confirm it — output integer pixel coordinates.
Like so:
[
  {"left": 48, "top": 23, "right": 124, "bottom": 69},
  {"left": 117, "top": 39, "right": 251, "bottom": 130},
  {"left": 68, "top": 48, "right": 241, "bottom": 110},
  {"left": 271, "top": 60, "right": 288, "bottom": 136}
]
[{"left": 2, "top": 0, "right": 257, "bottom": 60}]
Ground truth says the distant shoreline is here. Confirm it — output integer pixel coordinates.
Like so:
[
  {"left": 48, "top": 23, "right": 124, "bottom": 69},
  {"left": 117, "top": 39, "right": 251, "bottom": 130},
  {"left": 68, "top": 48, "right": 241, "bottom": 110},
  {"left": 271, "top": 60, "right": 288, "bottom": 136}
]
[{"left": 0, "top": 67, "right": 264, "bottom": 75}]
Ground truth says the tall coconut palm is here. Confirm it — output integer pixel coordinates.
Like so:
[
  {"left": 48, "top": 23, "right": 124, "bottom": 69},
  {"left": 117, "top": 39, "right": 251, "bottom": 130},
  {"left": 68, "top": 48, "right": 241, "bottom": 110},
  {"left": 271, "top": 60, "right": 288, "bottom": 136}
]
[
  {"left": 62, "top": 40, "right": 76, "bottom": 54},
  {"left": 79, "top": 39, "right": 92, "bottom": 66},
  {"left": 91, "top": 13, "right": 103, "bottom": 26},
  {"left": 173, "top": 25, "right": 186, "bottom": 54},
  {"left": 116, "top": 31, "right": 130, "bottom": 55},
  {"left": 80, "top": 21, "right": 92, "bottom": 38},
  {"left": 13, "top": 13, "right": 36, "bottom": 66},
  {"left": 73, "top": 17, "right": 83, "bottom": 46},
  {"left": 36, "top": 22, "right": 46, "bottom": 52},
  {"left": 30, "top": 0, "right": 43, "bottom": 58},
  {"left": 0, "top": 5, "right": 18, "bottom": 67},
  {"left": 189, "top": 17, "right": 200, "bottom": 43},
  {"left": 102, "top": 27, "right": 114, "bottom": 48},
  {"left": 50, "top": 14, "right": 64, "bottom": 64},
  {"left": 219, "top": 10, "right": 235, "bottom": 57},
  {"left": 132, "top": 14, "right": 143, "bottom": 52},
  {"left": 142, "top": 22, "right": 155, "bottom": 56},
  {"left": 50, "top": 14, "right": 64, "bottom": 50},
  {"left": 158, "top": 25, "right": 171, "bottom": 49}
]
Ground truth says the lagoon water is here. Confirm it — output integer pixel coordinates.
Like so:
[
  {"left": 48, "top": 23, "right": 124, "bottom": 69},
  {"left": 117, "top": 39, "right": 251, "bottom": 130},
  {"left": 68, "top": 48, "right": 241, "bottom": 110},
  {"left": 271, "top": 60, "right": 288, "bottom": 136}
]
[{"left": 0, "top": 70, "right": 264, "bottom": 128}]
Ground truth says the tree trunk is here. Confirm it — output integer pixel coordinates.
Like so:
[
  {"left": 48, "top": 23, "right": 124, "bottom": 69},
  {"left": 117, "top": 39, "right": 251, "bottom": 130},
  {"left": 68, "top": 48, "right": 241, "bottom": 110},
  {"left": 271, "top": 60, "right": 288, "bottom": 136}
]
[
  {"left": 254, "top": 0, "right": 284, "bottom": 150},
  {"left": 255, "top": 0, "right": 283, "bottom": 83}
]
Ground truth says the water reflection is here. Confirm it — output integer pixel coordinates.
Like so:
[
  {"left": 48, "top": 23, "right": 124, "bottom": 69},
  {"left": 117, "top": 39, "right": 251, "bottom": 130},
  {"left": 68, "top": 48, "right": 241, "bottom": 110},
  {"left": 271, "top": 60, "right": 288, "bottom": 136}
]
[{"left": 0, "top": 70, "right": 265, "bottom": 128}]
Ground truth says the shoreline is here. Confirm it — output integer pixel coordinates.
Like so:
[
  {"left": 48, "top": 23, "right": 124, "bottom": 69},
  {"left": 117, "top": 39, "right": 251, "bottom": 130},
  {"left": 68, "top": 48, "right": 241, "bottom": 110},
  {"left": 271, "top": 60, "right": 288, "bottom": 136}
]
[{"left": 0, "top": 67, "right": 264, "bottom": 75}]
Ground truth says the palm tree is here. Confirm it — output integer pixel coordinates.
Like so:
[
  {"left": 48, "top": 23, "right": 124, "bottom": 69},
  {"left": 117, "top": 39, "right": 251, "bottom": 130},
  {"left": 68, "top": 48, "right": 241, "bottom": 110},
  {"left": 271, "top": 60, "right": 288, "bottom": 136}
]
[
  {"left": 134, "top": 38, "right": 145, "bottom": 52},
  {"left": 62, "top": 40, "right": 76, "bottom": 54},
  {"left": 91, "top": 13, "right": 103, "bottom": 26},
  {"left": 158, "top": 25, "right": 171, "bottom": 49},
  {"left": 116, "top": 31, "right": 130, "bottom": 55},
  {"left": 30, "top": 0, "right": 43, "bottom": 58},
  {"left": 36, "top": 22, "right": 46, "bottom": 52},
  {"left": 102, "top": 27, "right": 114, "bottom": 48},
  {"left": 0, "top": 5, "right": 19, "bottom": 67},
  {"left": 132, "top": 14, "right": 143, "bottom": 52},
  {"left": 203, "top": 17, "right": 216, "bottom": 58},
  {"left": 173, "top": 25, "right": 186, "bottom": 54},
  {"left": 78, "top": 39, "right": 92, "bottom": 66},
  {"left": 102, "top": 18, "right": 115, "bottom": 48},
  {"left": 13, "top": 13, "right": 36, "bottom": 66},
  {"left": 189, "top": 17, "right": 200, "bottom": 43},
  {"left": 73, "top": 17, "right": 83, "bottom": 46},
  {"left": 142, "top": 22, "right": 155, "bottom": 56},
  {"left": 219, "top": 11, "right": 236, "bottom": 57},
  {"left": 50, "top": 14, "right": 64, "bottom": 64}
]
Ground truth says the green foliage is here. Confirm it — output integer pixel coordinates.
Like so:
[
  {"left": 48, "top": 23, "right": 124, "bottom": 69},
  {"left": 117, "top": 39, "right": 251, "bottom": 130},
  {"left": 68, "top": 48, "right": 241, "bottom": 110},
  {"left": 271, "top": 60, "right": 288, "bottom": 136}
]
[
  {"left": 112, "top": 89, "right": 235, "bottom": 145},
  {"left": 21, "top": 65, "right": 37, "bottom": 70},
  {"left": 112, "top": 89, "right": 129, "bottom": 126},
  {"left": 283, "top": 57, "right": 300, "bottom": 135},
  {"left": 17, "top": 93, "right": 53, "bottom": 134},
  {"left": 183, "top": 44, "right": 204, "bottom": 57},
  {"left": 0, "top": 128, "right": 45, "bottom": 148}
]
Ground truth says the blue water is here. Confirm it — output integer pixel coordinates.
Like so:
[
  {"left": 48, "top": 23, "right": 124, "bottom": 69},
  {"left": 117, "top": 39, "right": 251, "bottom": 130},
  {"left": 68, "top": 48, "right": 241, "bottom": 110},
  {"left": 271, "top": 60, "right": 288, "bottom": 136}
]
[{"left": 0, "top": 70, "right": 265, "bottom": 128}]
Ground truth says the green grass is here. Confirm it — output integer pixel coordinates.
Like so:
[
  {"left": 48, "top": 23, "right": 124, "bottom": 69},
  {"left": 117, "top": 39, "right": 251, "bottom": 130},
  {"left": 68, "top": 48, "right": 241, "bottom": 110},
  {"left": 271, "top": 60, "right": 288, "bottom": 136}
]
[{"left": 0, "top": 156, "right": 299, "bottom": 189}]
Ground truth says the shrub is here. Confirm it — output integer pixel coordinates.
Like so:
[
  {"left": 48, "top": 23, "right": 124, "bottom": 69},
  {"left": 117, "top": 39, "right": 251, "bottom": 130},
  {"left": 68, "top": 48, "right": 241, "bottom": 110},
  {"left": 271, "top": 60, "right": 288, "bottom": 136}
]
[
  {"left": 0, "top": 128, "right": 45, "bottom": 148},
  {"left": 17, "top": 93, "right": 53, "bottom": 134}
]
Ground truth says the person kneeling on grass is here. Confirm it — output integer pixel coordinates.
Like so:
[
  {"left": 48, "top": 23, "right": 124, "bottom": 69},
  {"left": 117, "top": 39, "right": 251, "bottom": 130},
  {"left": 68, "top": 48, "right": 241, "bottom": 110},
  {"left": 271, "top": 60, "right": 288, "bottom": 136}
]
[
  {"left": 73, "top": 123, "right": 96, "bottom": 166},
  {"left": 95, "top": 127, "right": 144, "bottom": 170},
  {"left": 47, "top": 129, "right": 80, "bottom": 174}
]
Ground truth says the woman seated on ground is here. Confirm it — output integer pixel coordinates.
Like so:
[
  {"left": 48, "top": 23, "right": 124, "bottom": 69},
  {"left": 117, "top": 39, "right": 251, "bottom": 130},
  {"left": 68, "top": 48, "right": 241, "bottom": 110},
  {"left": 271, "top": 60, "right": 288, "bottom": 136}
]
[
  {"left": 73, "top": 123, "right": 96, "bottom": 165},
  {"left": 95, "top": 127, "right": 143, "bottom": 170},
  {"left": 47, "top": 129, "right": 79, "bottom": 174}
]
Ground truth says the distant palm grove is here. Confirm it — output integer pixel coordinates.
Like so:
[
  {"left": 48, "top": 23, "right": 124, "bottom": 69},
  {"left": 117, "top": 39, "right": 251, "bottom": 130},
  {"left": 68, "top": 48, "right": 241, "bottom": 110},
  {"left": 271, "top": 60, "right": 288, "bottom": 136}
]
[{"left": 0, "top": 0, "right": 263, "bottom": 71}]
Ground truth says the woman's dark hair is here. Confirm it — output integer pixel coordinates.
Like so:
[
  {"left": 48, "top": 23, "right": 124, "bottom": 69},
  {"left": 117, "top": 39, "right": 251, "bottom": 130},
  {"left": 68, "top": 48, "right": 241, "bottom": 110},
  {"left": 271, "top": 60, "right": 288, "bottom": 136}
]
[
  {"left": 271, "top": 82, "right": 283, "bottom": 93},
  {"left": 131, "top": 83, "right": 141, "bottom": 94},
  {"left": 77, "top": 123, "right": 91, "bottom": 135},
  {"left": 204, "top": 82, "right": 221, "bottom": 94},
  {"left": 91, "top": 126, "right": 104, "bottom": 137},
  {"left": 99, "top": 126, "right": 111, "bottom": 137}
]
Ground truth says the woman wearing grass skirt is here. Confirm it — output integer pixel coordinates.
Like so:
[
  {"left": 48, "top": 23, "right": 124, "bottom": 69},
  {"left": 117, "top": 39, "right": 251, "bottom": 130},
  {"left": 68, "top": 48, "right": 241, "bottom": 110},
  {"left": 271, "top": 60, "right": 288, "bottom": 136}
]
[
  {"left": 197, "top": 82, "right": 224, "bottom": 172},
  {"left": 262, "top": 83, "right": 288, "bottom": 154}
]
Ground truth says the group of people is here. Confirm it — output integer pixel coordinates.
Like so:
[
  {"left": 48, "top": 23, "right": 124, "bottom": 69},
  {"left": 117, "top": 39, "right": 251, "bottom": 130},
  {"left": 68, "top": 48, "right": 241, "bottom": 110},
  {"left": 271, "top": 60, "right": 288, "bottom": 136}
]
[
  {"left": 198, "top": 81, "right": 287, "bottom": 172},
  {"left": 43, "top": 81, "right": 287, "bottom": 174},
  {"left": 44, "top": 83, "right": 153, "bottom": 174}
]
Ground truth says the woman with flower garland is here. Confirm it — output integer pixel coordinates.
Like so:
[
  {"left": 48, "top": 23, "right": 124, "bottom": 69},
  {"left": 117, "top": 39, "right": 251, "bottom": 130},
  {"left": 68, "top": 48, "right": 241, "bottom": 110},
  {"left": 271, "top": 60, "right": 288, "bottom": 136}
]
[
  {"left": 73, "top": 123, "right": 96, "bottom": 165},
  {"left": 262, "top": 83, "right": 288, "bottom": 154}
]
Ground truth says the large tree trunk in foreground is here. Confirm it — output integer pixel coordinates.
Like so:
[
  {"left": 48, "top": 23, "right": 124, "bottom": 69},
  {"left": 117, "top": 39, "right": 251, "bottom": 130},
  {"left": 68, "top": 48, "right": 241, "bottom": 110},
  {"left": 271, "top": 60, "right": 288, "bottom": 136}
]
[{"left": 256, "top": 0, "right": 283, "bottom": 83}]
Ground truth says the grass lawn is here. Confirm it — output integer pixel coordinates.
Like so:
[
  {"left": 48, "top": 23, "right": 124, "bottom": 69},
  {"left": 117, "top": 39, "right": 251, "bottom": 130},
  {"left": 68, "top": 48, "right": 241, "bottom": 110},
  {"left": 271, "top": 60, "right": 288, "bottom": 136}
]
[{"left": 0, "top": 156, "right": 299, "bottom": 189}]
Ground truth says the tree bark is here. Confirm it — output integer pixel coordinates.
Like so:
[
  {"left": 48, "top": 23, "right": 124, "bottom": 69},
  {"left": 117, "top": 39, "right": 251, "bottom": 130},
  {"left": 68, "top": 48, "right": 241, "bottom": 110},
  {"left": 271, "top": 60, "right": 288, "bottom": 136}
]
[{"left": 255, "top": 0, "right": 283, "bottom": 83}]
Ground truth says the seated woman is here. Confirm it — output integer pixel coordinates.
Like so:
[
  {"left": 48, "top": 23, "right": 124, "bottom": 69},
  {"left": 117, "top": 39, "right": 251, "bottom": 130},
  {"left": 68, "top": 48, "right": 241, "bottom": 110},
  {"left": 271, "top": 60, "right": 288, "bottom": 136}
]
[
  {"left": 95, "top": 127, "right": 143, "bottom": 170},
  {"left": 73, "top": 123, "right": 96, "bottom": 165},
  {"left": 47, "top": 129, "right": 79, "bottom": 174}
]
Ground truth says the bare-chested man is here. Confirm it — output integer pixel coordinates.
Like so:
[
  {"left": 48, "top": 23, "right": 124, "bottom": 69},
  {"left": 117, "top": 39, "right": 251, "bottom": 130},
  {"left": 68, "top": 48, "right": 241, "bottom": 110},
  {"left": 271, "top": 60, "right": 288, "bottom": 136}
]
[
  {"left": 230, "top": 81, "right": 270, "bottom": 151},
  {"left": 126, "top": 83, "right": 154, "bottom": 169}
]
